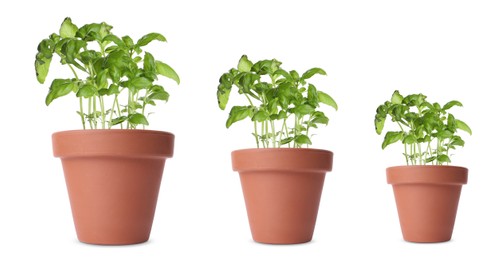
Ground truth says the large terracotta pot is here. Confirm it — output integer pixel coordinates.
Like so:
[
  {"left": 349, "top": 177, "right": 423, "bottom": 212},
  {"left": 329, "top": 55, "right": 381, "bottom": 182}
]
[
  {"left": 52, "top": 130, "right": 174, "bottom": 245},
  {"left": 386, "top": 165, "right": 468, "bottom": 243},
  {"left": 232, "top": 148, "right": 333, "bottom": 244}
]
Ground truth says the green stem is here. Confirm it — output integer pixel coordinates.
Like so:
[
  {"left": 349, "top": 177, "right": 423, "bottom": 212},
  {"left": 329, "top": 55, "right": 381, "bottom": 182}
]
[
  {"left": 67, "top": 64, "right": 86, "bottom": 130},
  {"left": 294, "top": 115, "right": 299, "bottom": 148},
  {"left": 254, "top": 121, "right": 260, "bottom": 148},
  {"left": 99, "top": 96, "right": 105, "bottom": 129},
  {"left": 265, "top": 121, "right": 269, "bottom": 148},
  {"left": 271, "top": 120, "right": 276, "bottom": 148},
  {"left": 79, "top": 97, "right": 86, "bottom": 130},
  {"left": 416, "top": 143, "right": 421, "bottom": 165},
  {"left": 93, "top": 96, "right": 97, "bottom": 129},
  {"left": 88, "top": 97, "right": 93, "bottom": 130}
]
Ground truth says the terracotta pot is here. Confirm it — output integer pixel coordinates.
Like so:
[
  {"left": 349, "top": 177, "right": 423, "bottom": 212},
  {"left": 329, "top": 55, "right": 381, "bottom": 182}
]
[
  {"left": 387, "top": 165, "right": 468, "bottom": 243},
  {"left": 52, "top": 129, "right": 174, "bottom": 245},
  {"left": 232, "top": 148, "right": 333, "bottom": 244}
]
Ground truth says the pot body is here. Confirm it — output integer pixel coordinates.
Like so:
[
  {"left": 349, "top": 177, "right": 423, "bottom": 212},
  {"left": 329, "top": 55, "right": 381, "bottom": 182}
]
[
  {"left": 387, "top": 165, "right": 468, "bottom": 243},
  {"left": 52, "top": 129, "right": 174, "bottom": 245},
  {"left": 232, "top": 148, "right": 333, "bottom": 244}
]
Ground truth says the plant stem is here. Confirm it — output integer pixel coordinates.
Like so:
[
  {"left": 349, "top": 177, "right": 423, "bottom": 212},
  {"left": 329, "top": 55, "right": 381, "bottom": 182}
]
[
  {"left": 87, "top": 97, "right": 93, "bottom": 130},
  {"left": 67, "top": 64, "right": 87, "bottom": 130},
  {"left": 253, "top": 121, "right": 259, "bottom": 148},
  {"left": 93, "top": 96, "right": 97, "bottom": 129},
  {"left": 99, "top": 96, "right": 106, "bottom": 129},
  {"left": 271, "top": 120, "right": 276, "bottom": 148},
  {"left": 79, "top": 97, "right": 86, "bottom": 130},
  {"left": 294, "top": 115, "right": 299, "bottom": 148}
]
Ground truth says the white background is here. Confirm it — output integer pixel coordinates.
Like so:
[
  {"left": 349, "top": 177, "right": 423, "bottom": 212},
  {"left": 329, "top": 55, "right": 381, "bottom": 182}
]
[{"left": 1, "top": 0, "right": 497, "bottom": 259}]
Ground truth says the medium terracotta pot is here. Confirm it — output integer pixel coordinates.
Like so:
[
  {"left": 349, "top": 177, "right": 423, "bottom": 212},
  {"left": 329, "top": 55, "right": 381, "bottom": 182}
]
[
  {"left": 52, "top": 129, "right": 174, "bottom": 245},
  {"left": 232, "top": 148, "right": 333, "bottom": 244},
  {"left": 386, "top": 165, "right": 468, "bottom": 243}
]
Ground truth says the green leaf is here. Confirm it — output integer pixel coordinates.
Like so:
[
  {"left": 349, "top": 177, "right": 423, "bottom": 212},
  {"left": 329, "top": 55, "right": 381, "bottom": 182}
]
[
  {"left": 425, "top": 156, "right": 437, "bottom": 163},
  {"left": 45, "top": 79, "right": 75, "bottom": 105},
  {"left": 76, "top": 84, "right": 97, "bottom": 98},
  {"left": 148, "top": 90, "right": 170, "bottom": 101},
  {"left": 374, "top": 105, "right": 387, "bottom": 135},
  {"left": 217, "top": 86, "right": 231, "bottom": 110},
  {"left": 128, "top": 113, "right": 149, "bottom": 125},
  {"left": 237, "top": 55, "right": 253, "bottom": 73},
  {"left": 136, "top": 33, "right": 166, "bottom": 47},
  {"left": 144, "top": 52, "right": 156, "bottom": 73},
  {"left": 60, "top": 39, "right": 87, "bottom": 64},
  {"left": 455, "top": 119, "right": 472, "bottom": 135},
  {"left": 443, "top": 100, "right": 462, "bottom": 111},
  {"left": 273, "top": 69, "right": 292, "bottom": 80},
  {"left": 451, "top": 136, "right": 465, "bottom": 147},
  {"left": 96, "top": 70, "right": 108, "bottom": 89},
  {"left": 35, "top": 57, "right": 52, "bottom": 84},
  {"left": 103, "top": 34, "right": 125, "bottom": 48},
  {"left": 307, "top": 84, "right": 319, "bottom": 106},
  {"left": 252, "top": 110, "right": 269, "bottom": 122},
  {"left": 59, "top": 17, "right": 78, "bottom": 38},
  {"left": 290, "top": 70, "right": 300, "bottom": 80},
  {"left": 155, "top": 61, "right": 180, "bottom": 84},
  {"left": 402, "top": 134, "right": 417, "bottom": 144},
  {"left": 382, "top": 131, "right": 403, "bottom": 149},
  {"left": 280, "top": 137, "right": 294, "bottom": 146},
  {"left": 311, "top": 114, "right": 329, "bottom": 125},
  {"left": 122, "top": 36, "right": 134, "bottom": 47},
  {"left": 437, "top": 154, "right": 451, "bottom": 164},
  {"left": 391, "top": 90, "right": 403, "bottom": 104},
  {"left": 130, "top": 77, "right": 152, "bottom": 89},
  {"left": 301, "top": 67, "right": 326, "bottom": 80},
  {"left": 436, "top": 130, "right": 454, "bottom": 139},
  {"left": 317, "top": 91, "right": 338, "bottom": 110},
  {"left": 108, "top": 84, "right": 120, "bottom": 95},
  {"left": 295, "top": 135, "right": 312, "bottom": 145},
  {"left": 111, "top": 116, "right": 127, "bottom": 126},
  {"left": 294, "top": 104, "right": 315, "bottom": 115},
  {"left": 226, "top": 106, "right": 252, "bottom": 128}
]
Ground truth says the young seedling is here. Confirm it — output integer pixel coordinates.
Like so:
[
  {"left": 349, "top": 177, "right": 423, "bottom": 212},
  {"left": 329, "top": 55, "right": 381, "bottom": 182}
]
[
  {"left": 217, "top": 55, "right": 338, "bottom": 148},
  {"left": 35, "top": 17, "right": 180, "bottom": 129},
  {"left": 374, "top": 90, "right": 472, "bottom": 165}
]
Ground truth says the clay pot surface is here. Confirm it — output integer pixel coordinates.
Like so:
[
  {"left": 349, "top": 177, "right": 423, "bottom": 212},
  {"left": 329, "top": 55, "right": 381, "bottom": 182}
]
[
  {"left": 387, "top": 165, "right": 467, "bottom": 243},
  {"left": 232, "top": 148, "right": 333, "bottom": 244},
  {"left": 52, "top": 129, "right": 174, "bottom": 245}
]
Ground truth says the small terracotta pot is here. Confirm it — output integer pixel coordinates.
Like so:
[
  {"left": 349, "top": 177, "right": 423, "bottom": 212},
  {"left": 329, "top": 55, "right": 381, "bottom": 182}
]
[
  {"left": 52, "top": 130, "right": 174, "bottom": 245},
  {"left": 232, "top": 148, "right": 333, "bottom": 244},
  {"left": 387, "top": 165, "right": 468, "bottom": 243}
]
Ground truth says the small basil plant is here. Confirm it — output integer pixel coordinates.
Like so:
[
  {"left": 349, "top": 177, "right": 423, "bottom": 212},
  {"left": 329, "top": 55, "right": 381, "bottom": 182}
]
[
  {"left": 374, "top": 90, "right": 472, "bottom": 165},
  {"left": 35, "top": 17, "right": 180, "bottom": 129},
  {"left": 217, "top": 55, "right": 338, "bottom": 148}
]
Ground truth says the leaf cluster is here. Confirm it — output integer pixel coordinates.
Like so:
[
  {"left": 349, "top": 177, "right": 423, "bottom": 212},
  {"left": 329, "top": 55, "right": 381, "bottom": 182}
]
[
  {"left": 217, "top": 55, "right": 338, "bottom": 148},
  {"left": 35, "top": 17, "right": 180, "bottom": 129},
  {"left": 375, "top": 90, "right": 472, "bottom": 165}
]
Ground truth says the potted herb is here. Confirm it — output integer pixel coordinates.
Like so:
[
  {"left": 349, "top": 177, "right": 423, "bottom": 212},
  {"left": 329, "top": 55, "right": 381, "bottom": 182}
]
[
  {"left": 374, "top": 90, "right": 472, "bottom": 242},
  {"left": 217, "top": 55, "right": 338, "bottom": 244},
  {"left": 35, "top": 18, "right": 180, "bottom": 245}
]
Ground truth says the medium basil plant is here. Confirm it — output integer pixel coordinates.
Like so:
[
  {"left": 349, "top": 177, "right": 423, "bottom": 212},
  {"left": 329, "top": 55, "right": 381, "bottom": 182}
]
[{"left": 217, "top": 55, "right": 338, "bottom": 148}]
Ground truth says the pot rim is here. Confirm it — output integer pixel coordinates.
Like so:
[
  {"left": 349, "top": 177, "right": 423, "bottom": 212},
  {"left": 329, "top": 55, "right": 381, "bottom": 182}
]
[
  {"left": 231, "top": 147, "right": 333, "bottom": 173},
  {"left": 232, "top": 147, "right": 332, "bottom": 153},
  {"left": 386, "top": 165, "right": 468, "bottom": 171},
  {"left": 53, "top": 129, "right": 173, "bottom": 136},
  {"left": 52, "top": 129, "right": 175, "bottom": 159},
  {"left": 386, "top": 165, "right": 468, "bottom": 185}
]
